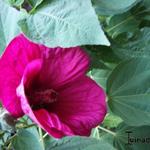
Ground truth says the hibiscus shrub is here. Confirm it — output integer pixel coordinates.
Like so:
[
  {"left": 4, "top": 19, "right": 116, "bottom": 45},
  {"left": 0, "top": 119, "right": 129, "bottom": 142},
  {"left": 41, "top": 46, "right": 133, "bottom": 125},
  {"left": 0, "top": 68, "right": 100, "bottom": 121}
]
[{"left": 0, "top": 0, "right": 150, "bottom": 150}]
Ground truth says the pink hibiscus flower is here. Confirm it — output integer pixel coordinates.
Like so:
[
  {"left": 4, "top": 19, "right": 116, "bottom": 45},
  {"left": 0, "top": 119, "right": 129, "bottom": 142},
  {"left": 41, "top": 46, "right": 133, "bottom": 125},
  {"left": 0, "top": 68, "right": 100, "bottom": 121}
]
[{"left": 0, "top": 34, "right": 107, "bottom": 138}]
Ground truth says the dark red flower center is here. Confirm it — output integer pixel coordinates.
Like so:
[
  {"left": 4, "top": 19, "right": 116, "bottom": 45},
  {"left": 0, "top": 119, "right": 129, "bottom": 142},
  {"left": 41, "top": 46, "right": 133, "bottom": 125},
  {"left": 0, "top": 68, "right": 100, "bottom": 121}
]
[{"left": 27, "top": 89, "right": 58, "bottom": 109}]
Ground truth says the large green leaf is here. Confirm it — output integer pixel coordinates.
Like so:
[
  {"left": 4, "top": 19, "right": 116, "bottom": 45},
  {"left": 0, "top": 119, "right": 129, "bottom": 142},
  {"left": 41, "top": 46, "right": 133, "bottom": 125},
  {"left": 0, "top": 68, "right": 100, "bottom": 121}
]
[
  {"left": 47, "top": 136, "right": 115, "bottom": 150},
  {"left": 92, "top": 0, "right": 140, "bottom": 15},
  {"left": 0, "top": 1, "right": 20, "bottom": 52},
  {"left": 114, "top": 122, "right": 150, "bottom": 150},
  {"left": 100, "top": 122, "right": 150, "bottom": 150},
  {"left": 18, "top": 0, "right": 110, "bottom": 48},
  {"left": 12, "top": 129, "right": 43, "bottom": 150},
  {"left": 107, "top": 58, "right": 150, "bottom": 126}
]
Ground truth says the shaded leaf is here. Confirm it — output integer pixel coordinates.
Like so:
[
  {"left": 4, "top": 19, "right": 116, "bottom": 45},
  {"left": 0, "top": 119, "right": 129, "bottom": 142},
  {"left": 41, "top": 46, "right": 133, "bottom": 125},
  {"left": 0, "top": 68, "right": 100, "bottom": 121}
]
[
  {"left": 106, "top": 12, "right": 139, "bottom": 38},
  {"left": 92, "top": 0, "right": 140, "bottom": 15},
  {"left": 12, "top": 129, "right": 43, "bottom": 150},
  {"left": 47, "top": 136, "right": 115, "bottom": 150},
  {"left": 85, "top": 45, "right": 119, "bottom": 89},
  {"left": 114, "top": 122, "right": 150, "bottom": 150},
  {"left": 107, "top": 58, "right": 150, "bottom": 126},
  {"left": 112, "top": 27, "right": 150, "bottom": 59},
  {"left": 89, "top": 68, "right": 111, "bottom": 90}
]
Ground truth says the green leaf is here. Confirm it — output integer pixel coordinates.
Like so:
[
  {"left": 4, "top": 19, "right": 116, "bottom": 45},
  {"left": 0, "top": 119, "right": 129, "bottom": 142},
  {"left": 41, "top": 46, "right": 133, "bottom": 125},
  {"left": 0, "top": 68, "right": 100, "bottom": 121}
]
[
  {"left": 143, "top": 0, "right": 150, "bottom": 8},
  {"left": 84, "top": 45, "right": 120, "bottom": 65},
  {"left": 18, "top": 0, "right": 110, "bottom": 48},
  {"left": 100, "top": 122, "right": 150, "bottom": 150},
  {"left": 28, "top": 0, "right": 43, "bottom": 7},
  {"left": 103, "top": 113, "right": 122, "bottom": 129},
  {"left": 3, "top": 0, "right": 24, "bottom": 7},
  {"left": 100, "top": 133, "right": 114, "bottom": 146},
  {"left": 114, "top": 122, "right": 150, "bottom": 150},
  {"left": 85, "top": 45, "right": 119, "bottom": 90},
  {"left": 0, "top": 1, "right": 20, "bottom": 53},
  {"left": 27, "top": 0, "right": 44, "bottom": 11},
  {"left": 107, "top": 58, "right": 150, "bottom": 126},
  {"left": 3, "top": 0, "right": 43, "bottom": 10},
  {"left": 89, "top": 68, "right": 111, "bottom": 90},
  {"left": 47, "top": 136, "right": 115, "bottom": 150},
  {"left": 112, "top": 28, "right": 150, "bottom": 59},
  {"left": 12, "top": 129, "right": 43, "bottom": 150},
  {"left": 106, "top": 12, "right": 139, "bottom": 38},
  {"left": 92, "top": 0, "right": 140, "bottom": 15}
]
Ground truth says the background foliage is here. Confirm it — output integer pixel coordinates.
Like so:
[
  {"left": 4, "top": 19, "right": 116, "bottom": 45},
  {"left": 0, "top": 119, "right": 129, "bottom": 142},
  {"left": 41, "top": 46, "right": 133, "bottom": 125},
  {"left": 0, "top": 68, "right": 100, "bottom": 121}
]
[{"left": 0, "top": 0, "right": 150, "bottom": 149}]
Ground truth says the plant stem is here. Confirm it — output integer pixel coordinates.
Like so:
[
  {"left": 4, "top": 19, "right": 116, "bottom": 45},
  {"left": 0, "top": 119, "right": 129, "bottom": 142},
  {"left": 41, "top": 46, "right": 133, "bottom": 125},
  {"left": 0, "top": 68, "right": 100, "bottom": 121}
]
[
  {"left": 98, "top": 126, "right": 116, "bottom": 136},
  {"left": 7, "top": 142, "right": 12, "bottom": 150},
  {"left": 38, "top": 127, "right": 45, "bottom": 150},
  {"left": 3, "top": 134, "right": 16, "bottom": 148},
  {"left": 43, "top": 133, "right": 48, "bottom": 139}
]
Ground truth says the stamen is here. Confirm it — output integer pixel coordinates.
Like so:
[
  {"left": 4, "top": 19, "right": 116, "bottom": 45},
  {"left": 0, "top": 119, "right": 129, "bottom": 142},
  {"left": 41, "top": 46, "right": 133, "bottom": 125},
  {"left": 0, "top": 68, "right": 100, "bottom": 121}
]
[{"left": 28, "top": 89, "right": 58, "bottom": 107}]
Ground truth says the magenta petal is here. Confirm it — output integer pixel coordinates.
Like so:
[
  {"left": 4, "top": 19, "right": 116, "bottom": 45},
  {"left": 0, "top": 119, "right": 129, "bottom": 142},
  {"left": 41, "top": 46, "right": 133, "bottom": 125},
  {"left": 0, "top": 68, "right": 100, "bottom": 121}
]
[
  {"left": 0, "top": 34, "right": 42, "bottom": 76},
  {"left": 50, "top": 76, "right": 107, "bottom": 136},
  {"left": 38, "top": 47, "right": 90, "bottom": 89},
  {"left": 0, "top": 76, "right": 23, "bottom": 117},
  {"left": 17, "top": 59, "right": 73, "bottom": 138},
  {"left": 0, "top": 34, "right": 41, "bottom": 117},
  {"left": 34, "top": 109, "right": 74, "bottom": 138}
]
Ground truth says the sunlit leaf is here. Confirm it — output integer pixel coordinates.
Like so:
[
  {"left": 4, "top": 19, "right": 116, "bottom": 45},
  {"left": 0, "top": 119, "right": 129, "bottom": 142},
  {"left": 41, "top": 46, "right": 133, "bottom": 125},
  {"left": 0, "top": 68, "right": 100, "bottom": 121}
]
[
  {"left": 18, "top": 0, "right": 110, "bottom": 48},
  {"left": 0, "top": 1, "right": 20, "bottom": 53}
]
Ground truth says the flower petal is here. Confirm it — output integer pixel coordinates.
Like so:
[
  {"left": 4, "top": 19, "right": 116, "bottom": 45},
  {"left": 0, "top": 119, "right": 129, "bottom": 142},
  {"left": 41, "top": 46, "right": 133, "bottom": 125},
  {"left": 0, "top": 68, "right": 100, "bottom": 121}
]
[
  {"left": 0, "top": 34, "right": 42, "bottom": 117},
  {"left": 34, "top": 109, "right": 74, "bottom": 138},
  {"left": 49, "top": 76, "right": 107, "bottom": 136},
  {"left": 17, "top": 60, "right": 74, "bottom": 138},
  {"left": 38, "top": 47, "right": 90, "bottom": 89}
]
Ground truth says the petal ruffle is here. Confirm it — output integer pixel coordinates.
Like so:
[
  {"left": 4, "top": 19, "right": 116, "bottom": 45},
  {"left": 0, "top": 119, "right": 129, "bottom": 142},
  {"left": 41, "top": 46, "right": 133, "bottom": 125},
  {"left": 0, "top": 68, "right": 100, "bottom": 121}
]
[
  {"left": 0, "top": 34, "right": 42, "bottom": 117},
  {"left": 49, "top": 76, "right": 107, "bottom": 136},
  {"left": 38, "top": 47, "right": 90, "bottom": 89},
  {"left": 17, "top": 59, "right": 73, "bottom": 138}
]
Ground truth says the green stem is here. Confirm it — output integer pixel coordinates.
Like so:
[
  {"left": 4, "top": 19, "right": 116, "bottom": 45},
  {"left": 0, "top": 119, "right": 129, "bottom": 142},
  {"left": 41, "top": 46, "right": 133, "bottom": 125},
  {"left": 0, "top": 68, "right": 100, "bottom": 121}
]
[
  {"left": 3, "top": 134, "right": 16, "bottom": 147},
  {"left": 2, "top": 136, "right": 5, "bottom": 144},
  {"left": 23, "top": 123, "right": 36, "bottom": 128},
  {"left": 38, "top": 127, "right": 45, "bottom": 150},
  {"left": 43, "top": 133, "right": 48, "bottom": 139},
  {"left": 7, "top": 142, "right": 12, "bottom": 150},
  {"left": 98, "top": 126, "right": 116, "bottom": 136}
]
